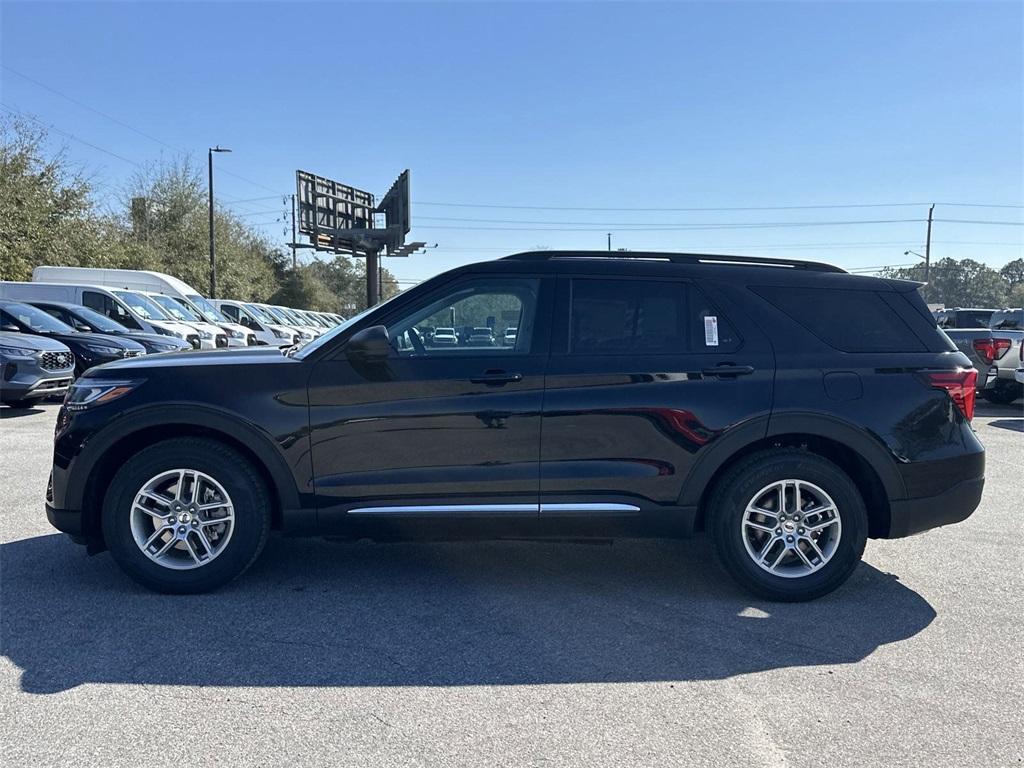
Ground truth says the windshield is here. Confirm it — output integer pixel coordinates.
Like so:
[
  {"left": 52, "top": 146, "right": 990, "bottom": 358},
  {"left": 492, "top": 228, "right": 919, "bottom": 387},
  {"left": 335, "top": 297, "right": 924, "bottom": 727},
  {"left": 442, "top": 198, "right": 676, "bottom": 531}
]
[
  {"left": 186, "top": 294, "right": 230, "bottom": 323},
  {"left": 67, "top": 306, "right": 125, "bottom": 333},
  {"left": 292, "top": 290, "right": 406, "bottom": 360},
  {"left": 274, "top": 306, "right": 305, "bottom": 325},
  {"left": 260, "top": 305, "right": 291, "bottom": 324},
  {"left": 2, "top": 302, "right": 76, "bottom": 334},
  {"left": 245, "top": 303, "right": 277, "bottom": 324},
  {"left": 149, "top": 294, "right": 199, "bottom": 322},
  {"left": 114, "top": 290, "right": 171, "bottom": 321}
]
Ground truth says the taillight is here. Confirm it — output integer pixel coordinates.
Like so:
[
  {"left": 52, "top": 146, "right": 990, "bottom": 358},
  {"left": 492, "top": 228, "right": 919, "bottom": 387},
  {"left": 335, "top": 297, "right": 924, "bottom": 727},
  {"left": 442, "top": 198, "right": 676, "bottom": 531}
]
[
  {"left": 972, "top": 338, "right": 995, "bottom": 365},
  {"left": 922, "top": 369, "right": 978, "bottom": 421},
  {"left": 992, "top": 338, "right": 1012, "bottom": 360}
]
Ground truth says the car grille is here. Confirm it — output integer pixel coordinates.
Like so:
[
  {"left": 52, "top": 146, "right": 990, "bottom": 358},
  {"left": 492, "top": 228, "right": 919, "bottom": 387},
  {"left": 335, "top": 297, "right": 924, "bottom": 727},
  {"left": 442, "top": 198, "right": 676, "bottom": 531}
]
[
  {"left": 215, "top": 334, "right": 228, "bottom": 348},
  {"left": 121, "top": 349, "right": 145, "bottom": 358},
  {"left": 39, "top": 351, "right": 75, "bottom": 371},
  {"left": 187, "top": 334, "right": 201, "bottom": 349}
]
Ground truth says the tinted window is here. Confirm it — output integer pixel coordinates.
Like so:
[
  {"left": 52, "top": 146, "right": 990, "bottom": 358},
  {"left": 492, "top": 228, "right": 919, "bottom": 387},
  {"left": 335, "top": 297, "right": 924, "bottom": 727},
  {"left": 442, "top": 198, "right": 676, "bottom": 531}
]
[
  {"left": 387, "top": 278, "right": 539, "bottom": 356},
  {"left": 990, "top": 309, "right": 1023, "bottom": 330},
  {"left": 754, "top": 286, "right": 926, "bottom": 352},
  {"left": 569, "top": 279, "right": 738, "bottom": 354}
]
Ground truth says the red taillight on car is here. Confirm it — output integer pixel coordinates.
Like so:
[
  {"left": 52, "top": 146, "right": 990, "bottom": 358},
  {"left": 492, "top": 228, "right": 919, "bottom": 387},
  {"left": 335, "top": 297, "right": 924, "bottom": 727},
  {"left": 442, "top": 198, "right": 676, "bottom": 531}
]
[
  {"left": 972, "top": 338, "right": 996, "bottom": 365},
  {"left": 922, "top": 369, "right": 978, "bottom": 421},
  {"left": 992, "top": 338, "right": 1012, "bottom": 360}
]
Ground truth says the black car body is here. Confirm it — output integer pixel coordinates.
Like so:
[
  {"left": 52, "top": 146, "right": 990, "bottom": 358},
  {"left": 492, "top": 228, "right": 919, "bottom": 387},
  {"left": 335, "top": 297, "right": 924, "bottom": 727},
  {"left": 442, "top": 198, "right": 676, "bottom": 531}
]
[
  {"left": 0, "top": 300, "right": 146, "bottom": 375},
  {"left": 47, "top": 252, "right": 985, "bottom": 600},
  {"left": 26, "top": 300, "right": 192, "bottom": 354}
]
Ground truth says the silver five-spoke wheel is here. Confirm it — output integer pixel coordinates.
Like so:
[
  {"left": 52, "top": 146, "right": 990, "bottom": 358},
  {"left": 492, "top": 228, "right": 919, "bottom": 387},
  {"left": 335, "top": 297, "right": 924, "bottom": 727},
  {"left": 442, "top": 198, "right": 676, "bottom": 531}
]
[
  {"left": 741, "top": 479, "right": 841, "bottom": 578},
  {"left": 129, "top": 469, "right": 235, "bottom": 570}
]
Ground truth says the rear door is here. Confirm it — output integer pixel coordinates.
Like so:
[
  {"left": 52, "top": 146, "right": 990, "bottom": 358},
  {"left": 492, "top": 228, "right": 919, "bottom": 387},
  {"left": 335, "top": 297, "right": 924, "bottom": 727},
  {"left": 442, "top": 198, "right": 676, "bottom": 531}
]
[{"left": 539, "top": 274, "right": 774, "bottom": 523}]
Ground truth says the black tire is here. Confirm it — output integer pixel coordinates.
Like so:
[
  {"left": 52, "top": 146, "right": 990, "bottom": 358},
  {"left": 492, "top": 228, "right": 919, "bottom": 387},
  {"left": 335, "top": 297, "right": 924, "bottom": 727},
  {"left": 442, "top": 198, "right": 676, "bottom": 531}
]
[
  {"left": 981, "top": 382, "right": 1022, "bottom": 405},
  {"left": 101, "top": 437, "right": 271, "bottom": 594},
  {"left": 707, "top": 448, "right": 868, "bottom": 602}
]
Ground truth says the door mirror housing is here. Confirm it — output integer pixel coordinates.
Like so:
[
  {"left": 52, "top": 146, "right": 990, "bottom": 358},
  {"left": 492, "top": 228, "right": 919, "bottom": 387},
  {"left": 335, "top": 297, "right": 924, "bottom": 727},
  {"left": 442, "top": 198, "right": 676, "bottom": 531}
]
[{"left": 345, "top": 325, "right": 391, "bottom": 364}]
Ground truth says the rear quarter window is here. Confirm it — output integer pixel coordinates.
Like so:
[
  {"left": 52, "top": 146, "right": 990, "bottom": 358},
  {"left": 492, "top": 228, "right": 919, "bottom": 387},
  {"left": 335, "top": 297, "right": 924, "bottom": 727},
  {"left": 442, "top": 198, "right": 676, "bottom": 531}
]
[{"left": 753, "top": 286, "right": 926, "bottom": 352}]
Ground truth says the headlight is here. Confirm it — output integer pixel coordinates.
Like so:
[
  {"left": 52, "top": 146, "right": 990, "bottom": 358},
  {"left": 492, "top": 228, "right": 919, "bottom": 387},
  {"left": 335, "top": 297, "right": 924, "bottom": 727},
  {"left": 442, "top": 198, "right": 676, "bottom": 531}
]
[
  {"left": 151, "top": 343, "right": 181, "bottom": 353},
  {"left": 198, "top": 329, "right": 214, "bottom": 339},
  {"left": 0, "top": 346, "right": 36, "bottom": 356},
  {"left": 271, "top": 327, "right": 288, "bottom": 338},
  {"left": 82, "top": 344, "right": 121, "bottom": 356},
  {"left": 151, "top": 325, "right": 173, "bottom": 337},
  {"left": 228, "top": 329, "right": 244, "bottom": 339},
  {"left": 64, "top": 379, "right": 142, "bottom": 411}
]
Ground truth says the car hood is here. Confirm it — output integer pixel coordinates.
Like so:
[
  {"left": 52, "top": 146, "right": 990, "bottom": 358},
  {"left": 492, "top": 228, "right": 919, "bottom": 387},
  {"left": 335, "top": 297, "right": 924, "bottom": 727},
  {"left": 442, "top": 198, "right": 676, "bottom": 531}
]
[
  {"left": 121, "top": 332, "right": 189, "bottom": 347},
  {"left": 0, "top": 331, "right": 70, "bottom": 353},
  {"left": 91, "top": 345, "right": 293, "bottom": 373},
  {"left": 36, "top": 331, "right": 145, "bottom": 351}
]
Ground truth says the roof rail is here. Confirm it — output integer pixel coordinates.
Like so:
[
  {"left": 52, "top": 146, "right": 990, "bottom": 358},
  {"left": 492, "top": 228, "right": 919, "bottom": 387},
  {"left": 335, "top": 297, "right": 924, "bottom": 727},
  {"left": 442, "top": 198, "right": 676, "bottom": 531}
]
[{"left": 502, "top": 250, "right": 847, "bottom": 273}]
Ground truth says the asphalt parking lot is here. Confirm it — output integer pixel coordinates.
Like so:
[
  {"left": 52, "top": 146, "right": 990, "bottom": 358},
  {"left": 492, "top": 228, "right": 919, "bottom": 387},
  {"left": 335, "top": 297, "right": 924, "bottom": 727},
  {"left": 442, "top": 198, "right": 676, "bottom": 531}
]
[{"left": 1, "top": 403, "right": 1022, "bottom": 767}]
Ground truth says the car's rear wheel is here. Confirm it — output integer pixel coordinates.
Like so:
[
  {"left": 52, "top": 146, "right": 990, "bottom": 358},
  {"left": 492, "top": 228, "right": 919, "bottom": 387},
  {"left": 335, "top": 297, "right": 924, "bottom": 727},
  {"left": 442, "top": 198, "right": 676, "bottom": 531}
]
[
  {"left": 102, "top": 437, "right": 271, "bottom": 594},
  {"left": 982, "top": 382, "right": 1022, "bottom": 405},
  {"left": 707, "top": 448, "right": 868, "bottom": 602}
]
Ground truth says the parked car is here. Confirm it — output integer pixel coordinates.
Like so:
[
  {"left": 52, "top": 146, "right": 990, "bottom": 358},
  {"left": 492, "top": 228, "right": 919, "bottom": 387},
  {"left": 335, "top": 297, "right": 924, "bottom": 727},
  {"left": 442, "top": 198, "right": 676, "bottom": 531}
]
[
  {"left": 141, "top": 292, "right": 229, "bottom": 349},
  {"left": 211, "top": 300, "right": 296, "bottom": 347},
  {"left": 934, "top": 307, "right": 996, "bottom": 329},
  {"left": 25, "top": 301, "right": 191, "bottom": 355},
  {"left": 0, "top": 299, "right": 145, "bottom": 375},
  {"left": 258, "top": 304, "right": 319, "bottom": 340},
  {"left": 1, "top": 281, "right": 199, "bottom": 347},
  {"left": 46, "top": 251, "right": 984, "bottom": 600},
  {"left": 983, "top": 308, "right": 1024, "bottom": 403},
  {"left": 432, "top": 327, "right": 458, "bottom": 346},
  {"left": 0, "top": 331, "right": 75, "bottom": 408},
  {"left": 940, "top": 328, "right": 1001, "bottom": 393},
  {"left": 32, "top": 265, "right": 253, "bottom": 345},
  {"left": 503, "top": 327, "right": 518, "bottom": 346},
  {"left": 467, "top": 327, "right": 496, "bottom": 346}
]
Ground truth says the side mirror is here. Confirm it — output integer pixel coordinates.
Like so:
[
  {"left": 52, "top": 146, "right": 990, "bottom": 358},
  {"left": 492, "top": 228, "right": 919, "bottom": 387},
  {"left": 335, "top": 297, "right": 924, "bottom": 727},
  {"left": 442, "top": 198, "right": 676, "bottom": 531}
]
[
  {"left": 75, "top": 322, "right": 93, "bottom": 332},
  {"left": 345, "top": 325, "right": 391, "bottom": 364}
]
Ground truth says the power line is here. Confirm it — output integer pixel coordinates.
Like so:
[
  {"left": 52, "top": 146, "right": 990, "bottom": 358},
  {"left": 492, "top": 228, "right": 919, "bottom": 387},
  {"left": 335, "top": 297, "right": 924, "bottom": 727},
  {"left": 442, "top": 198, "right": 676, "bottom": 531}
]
[
  {"left": 414, "top": 200, "right": 1024, "bottom": 213},
  {"left": 0, "top": 103, "right": 143, "bottom": 167},
  {"left": 2, "top": 65, "right": 282, "bottom": 195},
  {"left": 414, "top": 219, "right": 927, "bottom": 233}
]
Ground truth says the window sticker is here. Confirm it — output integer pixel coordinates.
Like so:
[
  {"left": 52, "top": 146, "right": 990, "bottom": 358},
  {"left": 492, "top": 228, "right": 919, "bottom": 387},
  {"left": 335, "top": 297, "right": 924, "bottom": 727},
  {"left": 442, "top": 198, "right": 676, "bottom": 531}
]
[{"left": 704, "top": 315, "right": 719, "bottom": 346}]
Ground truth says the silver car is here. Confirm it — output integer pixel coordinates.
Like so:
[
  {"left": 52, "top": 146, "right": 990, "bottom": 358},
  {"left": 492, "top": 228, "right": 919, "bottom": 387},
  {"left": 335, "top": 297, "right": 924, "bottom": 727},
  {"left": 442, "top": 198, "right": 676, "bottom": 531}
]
[{"left": 0, "top": 331, "right": 75, "bottom": 408}]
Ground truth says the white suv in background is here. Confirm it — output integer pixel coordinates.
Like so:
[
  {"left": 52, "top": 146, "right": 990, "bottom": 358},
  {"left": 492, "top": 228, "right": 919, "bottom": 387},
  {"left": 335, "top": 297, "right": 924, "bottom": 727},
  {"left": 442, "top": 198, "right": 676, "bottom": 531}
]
[{"left": 212, "top": 300, "right": 297, "bottom": 347}]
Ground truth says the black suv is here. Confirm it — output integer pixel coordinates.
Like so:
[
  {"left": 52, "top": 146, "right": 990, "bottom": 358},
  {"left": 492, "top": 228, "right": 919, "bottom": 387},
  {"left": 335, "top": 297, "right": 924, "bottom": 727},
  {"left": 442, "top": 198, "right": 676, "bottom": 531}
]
[{"left": 47, "top": 252, "right": 985, "bottom": 600}]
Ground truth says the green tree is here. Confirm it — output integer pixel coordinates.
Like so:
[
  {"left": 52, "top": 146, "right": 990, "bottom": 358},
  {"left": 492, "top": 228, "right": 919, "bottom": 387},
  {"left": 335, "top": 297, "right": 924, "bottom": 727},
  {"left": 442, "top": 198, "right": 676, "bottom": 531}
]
[{"left": 880, "top": 257, "right": 1009, "bottom": 307}]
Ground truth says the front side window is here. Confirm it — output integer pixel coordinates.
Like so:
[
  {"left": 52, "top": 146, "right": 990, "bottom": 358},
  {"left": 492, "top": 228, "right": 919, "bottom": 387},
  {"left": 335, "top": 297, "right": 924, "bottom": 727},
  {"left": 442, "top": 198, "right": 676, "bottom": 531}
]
[
  {"left": 84, "top": 291, "right": 140, "bottom": 329},
  {"left": 387, "top": 278, "right": 540, "bottom": 356},
  {"left": 569, "top": 278, "right": 738, "bottom": 354}
]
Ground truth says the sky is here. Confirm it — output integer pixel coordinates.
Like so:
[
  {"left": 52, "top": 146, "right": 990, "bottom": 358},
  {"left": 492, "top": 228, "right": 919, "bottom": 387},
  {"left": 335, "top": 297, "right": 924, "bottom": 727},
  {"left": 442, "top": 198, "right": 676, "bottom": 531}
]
[{"left": 2, "top": 1, "right": 1022, "bottom": 288}]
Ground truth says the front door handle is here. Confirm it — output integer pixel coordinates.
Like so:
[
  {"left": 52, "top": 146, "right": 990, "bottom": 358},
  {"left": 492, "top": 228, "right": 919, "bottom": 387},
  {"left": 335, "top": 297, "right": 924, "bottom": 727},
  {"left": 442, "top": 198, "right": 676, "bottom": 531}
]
[
  {"left": 471, "top": 371, "right": 523, "bottom": 386},
  {"left": 701, "top": 364, "right": 755, "bottom": 378}
]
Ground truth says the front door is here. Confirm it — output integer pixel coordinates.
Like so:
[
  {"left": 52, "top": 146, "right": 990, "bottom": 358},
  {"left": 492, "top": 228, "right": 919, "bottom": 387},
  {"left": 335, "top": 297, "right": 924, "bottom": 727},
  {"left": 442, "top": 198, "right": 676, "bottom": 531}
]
[
  {"left": 308, "top": 274, "right": 552, "bottom": 532},
  {"left": 539, "top": 275, "right": 774, "bottom": 528}
]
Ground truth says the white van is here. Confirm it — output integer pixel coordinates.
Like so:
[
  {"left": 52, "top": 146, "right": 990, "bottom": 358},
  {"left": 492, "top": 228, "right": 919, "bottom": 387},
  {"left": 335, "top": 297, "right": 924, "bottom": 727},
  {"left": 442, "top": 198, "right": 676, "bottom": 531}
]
[
  {"left": 211, "top": 300, "right": 298, "bottom": 347},
  {"left": 140, "top": 292, "right": 230, "bottom": 349},
  {"left": 1, "top": 281, "right": 200, "bottom": 347},
  {"left": 32, "top": 266, "right": 253, "bottom": 347}
]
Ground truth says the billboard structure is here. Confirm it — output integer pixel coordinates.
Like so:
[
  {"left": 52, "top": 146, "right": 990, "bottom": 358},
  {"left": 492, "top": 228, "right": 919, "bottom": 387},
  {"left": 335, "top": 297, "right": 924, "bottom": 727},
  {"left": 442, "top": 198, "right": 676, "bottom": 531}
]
[{"left": 294, "top": 169, "right": 423, "bottom": 306}]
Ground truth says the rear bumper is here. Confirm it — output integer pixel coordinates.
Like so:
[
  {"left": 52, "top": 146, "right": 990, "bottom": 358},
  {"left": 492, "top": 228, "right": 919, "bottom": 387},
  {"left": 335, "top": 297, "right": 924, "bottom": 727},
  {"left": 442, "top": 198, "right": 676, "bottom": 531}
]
[{"left": 886, "top": 475, "right": 985, "bottom": 538}]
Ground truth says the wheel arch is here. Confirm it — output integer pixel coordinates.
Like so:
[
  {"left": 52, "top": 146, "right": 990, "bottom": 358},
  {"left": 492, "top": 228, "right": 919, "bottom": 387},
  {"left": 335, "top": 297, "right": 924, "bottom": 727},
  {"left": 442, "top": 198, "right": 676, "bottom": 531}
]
[
  {"left": 75, "top": 405, "right": 306, "bottom": 542},
  {"left": 683, "top": 413, "right": 904, "bottom": 538}
]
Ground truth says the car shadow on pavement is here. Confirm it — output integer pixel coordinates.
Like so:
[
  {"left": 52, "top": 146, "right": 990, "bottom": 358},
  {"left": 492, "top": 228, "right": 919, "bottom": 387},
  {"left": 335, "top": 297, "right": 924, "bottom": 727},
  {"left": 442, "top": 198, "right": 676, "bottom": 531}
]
[
  {"left": 1, "top": 533, "right": 936, "bottom": 694},
  {"left": 0, "top": 407, "right": 45, "bottom": 419}
]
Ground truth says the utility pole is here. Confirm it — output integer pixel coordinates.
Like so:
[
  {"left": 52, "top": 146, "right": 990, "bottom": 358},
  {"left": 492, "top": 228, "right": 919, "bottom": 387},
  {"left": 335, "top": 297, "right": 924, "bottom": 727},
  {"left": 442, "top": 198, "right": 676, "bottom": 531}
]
[
  {"left": 924, "top": 204, "right": 934, "bottom": 283},
  {"left": 607, "top": 233, "right": 612, "bottom": 251},
  {"left": 290, "top": 194, "right": 297, "bottom": 270},
  {"left": 207, "top": 146, "right": 231, "bottom": 298}
]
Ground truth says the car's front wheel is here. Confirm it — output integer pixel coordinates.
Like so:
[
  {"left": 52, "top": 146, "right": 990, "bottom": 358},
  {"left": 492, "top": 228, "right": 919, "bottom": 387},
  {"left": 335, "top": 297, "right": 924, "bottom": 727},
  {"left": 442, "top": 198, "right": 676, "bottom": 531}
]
[
  {"left": 707, "top": 448, "right": 868, "bottom": 602},
  {"left": 102, "top": 437, "right": 271, "bottom": 594}
]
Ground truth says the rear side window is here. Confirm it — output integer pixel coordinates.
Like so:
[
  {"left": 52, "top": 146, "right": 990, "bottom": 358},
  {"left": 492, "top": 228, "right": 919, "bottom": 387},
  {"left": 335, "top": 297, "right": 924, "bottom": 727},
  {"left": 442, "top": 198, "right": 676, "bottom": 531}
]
[
  {"left": 569, "top": 278, "right": 739, "bottom": 354},
  {"left": 754, "top": 286, "right": 925, "bottom": 352}
]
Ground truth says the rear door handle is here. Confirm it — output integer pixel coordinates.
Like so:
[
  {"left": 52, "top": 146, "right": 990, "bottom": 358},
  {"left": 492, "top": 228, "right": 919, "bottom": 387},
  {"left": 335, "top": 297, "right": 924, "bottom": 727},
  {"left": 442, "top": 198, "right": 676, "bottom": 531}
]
[
  {"left": 470, "top": 371, "right": 523, "bottom": 385},
  {"left": 701, "top": 364, "right": 755, "bottom": 378}
]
